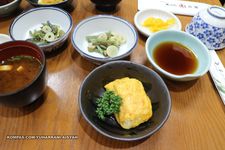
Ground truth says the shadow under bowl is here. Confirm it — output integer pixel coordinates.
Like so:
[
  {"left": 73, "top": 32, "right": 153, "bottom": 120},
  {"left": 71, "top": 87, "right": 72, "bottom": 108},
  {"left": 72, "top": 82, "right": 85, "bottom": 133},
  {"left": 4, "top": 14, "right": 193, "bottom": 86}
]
[
  {"left": 79, "top": 61, "right": 171, "bottom": 141},
  {"left": 0, "top": 41, "right": 47, "bottom": 107}
]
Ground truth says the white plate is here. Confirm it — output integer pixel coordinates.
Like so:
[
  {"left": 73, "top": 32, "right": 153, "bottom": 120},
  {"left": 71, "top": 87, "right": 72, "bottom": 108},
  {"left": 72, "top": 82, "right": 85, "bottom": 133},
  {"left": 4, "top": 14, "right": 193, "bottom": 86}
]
[
  {"left": 0, "top": 34, "right": 11, "bottom": 44},
  {"left": 134, "top": 9, "right": 182, "bottom": 37}
]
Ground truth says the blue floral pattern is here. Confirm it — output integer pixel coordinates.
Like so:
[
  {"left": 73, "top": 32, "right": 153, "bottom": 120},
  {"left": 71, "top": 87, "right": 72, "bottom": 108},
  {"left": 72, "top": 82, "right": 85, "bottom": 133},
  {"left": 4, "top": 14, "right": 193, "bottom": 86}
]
[
  {"left": 197, "top": 33, "right": 204, "bottom": 39},
  {"left": 203, "top": 30, "right": 212, "bottom": 36},
  {"left": 201, "top": 23, "right": 208, "bottom": 29},
  {"left": 215, "top": 32, "right": 223, "bottom": 38},
  {"left": 188, "top": 24, "right": 193, "bottom": 31},
  {"left": 186, "top": 14, "right": 225, "bottom": 50},
  {"left": 213, "top": 43, "right": 220, "bottom": 48},
  {"left": 207, "top": 38, "right": 215, "bottom": 43},
  {"left": 222, "top": 39, "right": 225, "bottom": 44},
  {"left": 194, "top": 22, "right": 200, "bottom": 28}
]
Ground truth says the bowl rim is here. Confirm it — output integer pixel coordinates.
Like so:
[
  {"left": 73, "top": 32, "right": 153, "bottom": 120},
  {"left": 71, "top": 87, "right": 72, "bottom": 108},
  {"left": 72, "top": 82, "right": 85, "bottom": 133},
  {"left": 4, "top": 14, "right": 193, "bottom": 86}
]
[
  {"left": 0, "top": 40, "right": 46, "bottom": 97},
  {"left": 0, "top": 0, "right": 21, "bottom": 8},
  {"left": 78, "top": 60, "right": 172, "bottom": 141},
  {"left": 0, "top": 34, "right": 11, "bottom": 44},
  {"left": 145, "top": 30, "right": 212, "bottom": 80},
  {"left": 71, "top": 15, "right": 138, "bottom": 63},
  {"left": 134, "top": 8, "right": 182, "bottom": 37},
  {"left": 9, "top": 7, "right": 73, "bottom": 48},
  {"left": 26, "top": 0, "right": 70, "bottom": 7}
]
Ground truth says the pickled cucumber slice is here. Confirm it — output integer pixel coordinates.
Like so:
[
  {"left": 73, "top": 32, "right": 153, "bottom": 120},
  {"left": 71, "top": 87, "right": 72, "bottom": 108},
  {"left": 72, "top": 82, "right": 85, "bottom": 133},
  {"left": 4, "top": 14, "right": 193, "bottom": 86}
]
[
  {"left": 44, "top": 32, "right": 55, "bottom": 42},
  {"left": 106, "top": 45, "right": 119, "bottom": 57},
  {"left": 41, "top": 25, "right": 52, "bottom": 33}
]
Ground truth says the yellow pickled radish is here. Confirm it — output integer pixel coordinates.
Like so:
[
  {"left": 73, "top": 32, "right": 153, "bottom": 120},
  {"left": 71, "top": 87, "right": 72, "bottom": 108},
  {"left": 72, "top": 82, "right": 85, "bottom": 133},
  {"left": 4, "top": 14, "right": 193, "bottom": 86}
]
[
  {"left": 142, "top": 17, "right": 155, "bottom": 26},
  {"left": 142, "top": 17, "right": 176, "bottom": 32},
  {"left": 166, "top": 18, "right": 175, "bottom": 25}
]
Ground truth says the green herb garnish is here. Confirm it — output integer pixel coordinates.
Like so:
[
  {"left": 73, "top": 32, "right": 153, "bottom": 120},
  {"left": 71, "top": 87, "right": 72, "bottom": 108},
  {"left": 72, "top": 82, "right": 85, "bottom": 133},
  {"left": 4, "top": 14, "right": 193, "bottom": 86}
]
[
  {"left": 7, "top": 56, "right": 34, "bottom": 61},
  {"left": 96, "top": 90, "right": 122, "bottom": 120}
]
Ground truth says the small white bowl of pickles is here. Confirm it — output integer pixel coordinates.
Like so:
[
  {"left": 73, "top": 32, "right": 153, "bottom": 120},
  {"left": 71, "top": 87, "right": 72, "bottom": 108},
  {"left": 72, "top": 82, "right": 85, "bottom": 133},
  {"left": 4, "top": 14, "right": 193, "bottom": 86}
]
[
  {"left": 9, "top": 7, "right": 73, "bottom": 52},
  {"left": 72, "top": 15, "right": 138, "bottom": 64},
  {"left": 134, "top": 9, "right": 182, "bottom": 37}
]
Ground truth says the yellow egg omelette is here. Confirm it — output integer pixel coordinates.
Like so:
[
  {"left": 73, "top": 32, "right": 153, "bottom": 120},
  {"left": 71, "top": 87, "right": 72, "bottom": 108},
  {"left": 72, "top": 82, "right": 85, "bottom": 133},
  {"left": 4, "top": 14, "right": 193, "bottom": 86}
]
[{"left": 105, "top": 77, "right": 152, "bottom": 129}]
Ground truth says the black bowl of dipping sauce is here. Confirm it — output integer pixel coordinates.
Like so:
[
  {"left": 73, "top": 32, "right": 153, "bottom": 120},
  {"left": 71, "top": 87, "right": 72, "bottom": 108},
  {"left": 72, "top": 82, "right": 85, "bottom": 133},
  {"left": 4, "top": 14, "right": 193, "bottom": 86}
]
[
  {"left": 90, "top": 0, "right": 121, "bottom": 12},
  {"left": 0, "top": 41, "right": 47, "bottom": 107}
]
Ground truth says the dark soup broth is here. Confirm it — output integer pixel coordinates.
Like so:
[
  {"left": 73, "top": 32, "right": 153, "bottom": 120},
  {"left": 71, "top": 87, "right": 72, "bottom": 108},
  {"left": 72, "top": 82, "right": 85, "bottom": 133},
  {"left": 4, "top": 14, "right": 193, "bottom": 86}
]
[
  {"left": 153, "top": 42, "right": 198, "bottom": 75},
  {"left": 0, "top": 56, "right": 42, "bottom": 94}
]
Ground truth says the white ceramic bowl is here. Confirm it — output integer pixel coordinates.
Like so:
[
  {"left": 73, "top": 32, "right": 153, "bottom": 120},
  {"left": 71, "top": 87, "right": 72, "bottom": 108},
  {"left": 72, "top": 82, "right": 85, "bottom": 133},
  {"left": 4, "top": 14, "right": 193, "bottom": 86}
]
[
  {"left": 9, "top": 7, "right": 73, "bottom": 52},
  {"left": 0, "top": 34, "right": 11, "bottom": 44},
  {"left": 134, "top": 9, "right": 182, "bottom": 37},
  {"left": 145, "top": 30, "right": 211, "bottom": 81},
  {"left": 0, "top": 0, "right": 21, "bottom": 17},
  {"left": 72, "top": 15, "right": 138, "bottom": 64}
]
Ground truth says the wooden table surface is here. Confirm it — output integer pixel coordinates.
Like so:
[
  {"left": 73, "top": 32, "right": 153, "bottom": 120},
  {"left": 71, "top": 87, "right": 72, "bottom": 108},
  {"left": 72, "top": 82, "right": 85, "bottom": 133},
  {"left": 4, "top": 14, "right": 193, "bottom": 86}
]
[{"left": 0, "top": 0, "right": 225, "bottom": 150}]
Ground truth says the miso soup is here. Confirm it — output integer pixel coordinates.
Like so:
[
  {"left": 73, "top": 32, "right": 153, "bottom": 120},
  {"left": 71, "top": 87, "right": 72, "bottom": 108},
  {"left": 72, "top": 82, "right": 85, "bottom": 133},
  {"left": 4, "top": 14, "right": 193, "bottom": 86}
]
[{"left": 0, "top": 56, "right": 42, "bottom": 94}]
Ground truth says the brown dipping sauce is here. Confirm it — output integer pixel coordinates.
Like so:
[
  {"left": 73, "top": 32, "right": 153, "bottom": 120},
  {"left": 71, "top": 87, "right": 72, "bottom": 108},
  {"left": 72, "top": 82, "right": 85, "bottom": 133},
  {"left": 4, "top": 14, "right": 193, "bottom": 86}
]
[
  {"left": 0, "top": 56, "right": 42, "bottom": 94},
  {"left": 153, "top": 42, "right": 198, "bottom": 75},
  {"left": 0, "top": 0, "right": 13, "bottom": 6}
]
